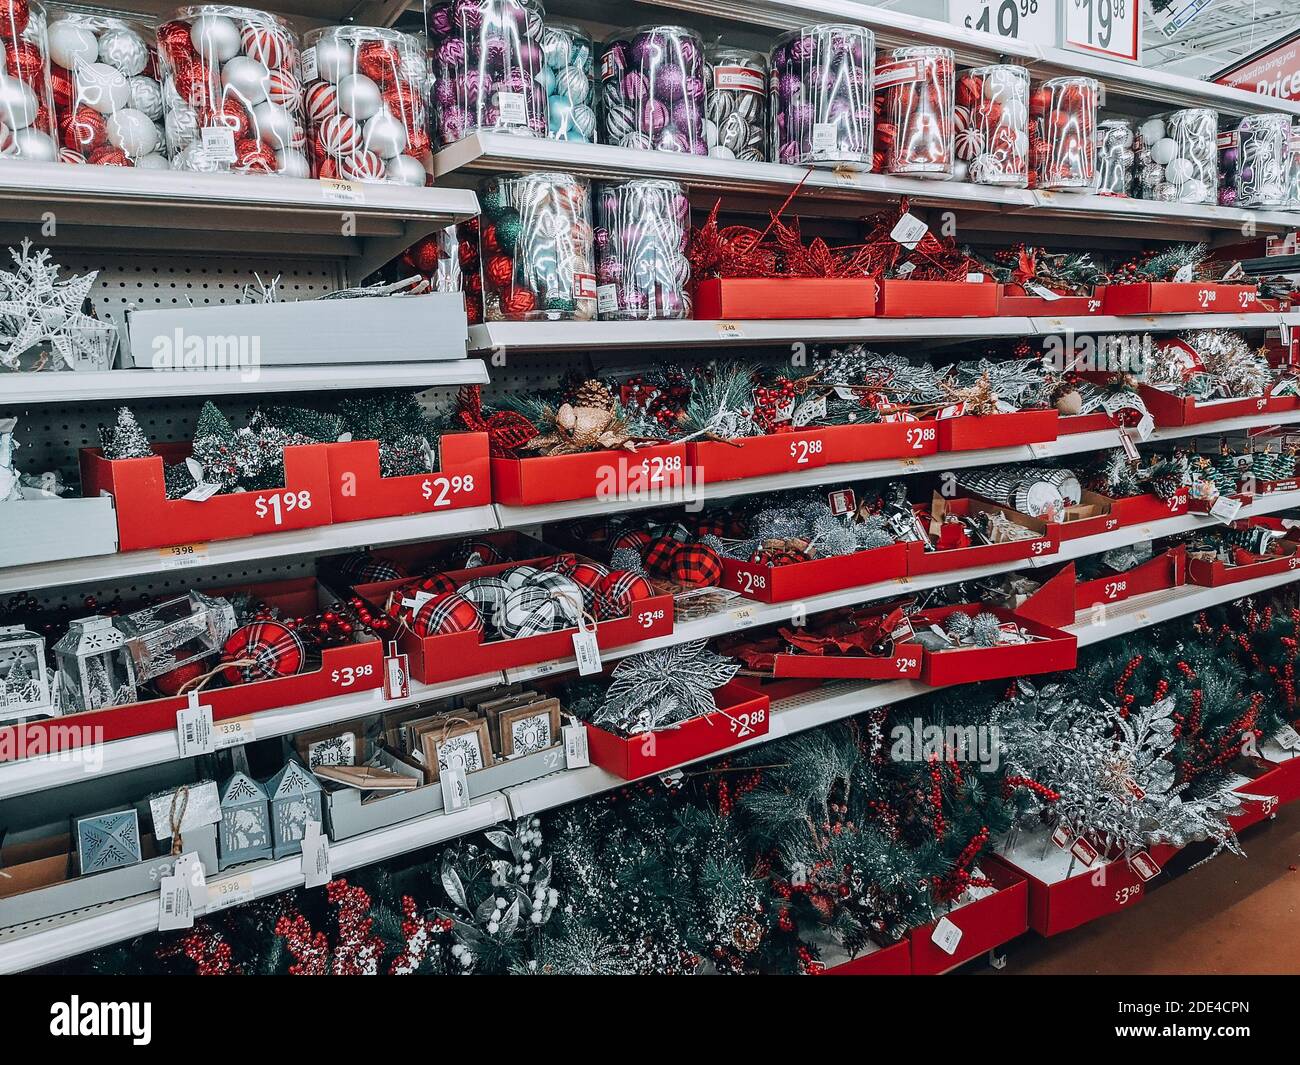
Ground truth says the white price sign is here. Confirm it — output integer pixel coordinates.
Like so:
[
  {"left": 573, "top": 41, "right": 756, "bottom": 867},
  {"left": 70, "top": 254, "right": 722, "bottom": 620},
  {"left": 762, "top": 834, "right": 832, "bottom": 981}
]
[
  {"left": 1063, "top": 0, "right": 1141, "bottom": 63},
  {"left": 950, "top": 0, "right": 1057, "bottom": 47}
]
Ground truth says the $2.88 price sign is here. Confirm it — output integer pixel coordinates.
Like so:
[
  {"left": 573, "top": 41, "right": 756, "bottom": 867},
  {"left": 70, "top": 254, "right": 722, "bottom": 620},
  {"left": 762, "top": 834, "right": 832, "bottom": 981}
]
[
  {"left": 254, "top": 489, "right": 314, "bottom": 525},
  {"left": 951, "top": 0, "right": 1057, "bottom": 47}
]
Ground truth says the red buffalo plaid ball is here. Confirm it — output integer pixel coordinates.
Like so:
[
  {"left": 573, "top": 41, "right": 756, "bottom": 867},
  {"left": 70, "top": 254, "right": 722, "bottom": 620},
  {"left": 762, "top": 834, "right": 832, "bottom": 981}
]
[
  {"left": 669, "top": 543, "right": 723, "bottom": 587},
  {"left": 641, "top": 535, "right": 680, "bottom": 578},
  {"left": 412, "top": 591, "right": 483, "bottom": 638},
  {"left": 221, "top": 621, "right": 305, "bottom": 685}
]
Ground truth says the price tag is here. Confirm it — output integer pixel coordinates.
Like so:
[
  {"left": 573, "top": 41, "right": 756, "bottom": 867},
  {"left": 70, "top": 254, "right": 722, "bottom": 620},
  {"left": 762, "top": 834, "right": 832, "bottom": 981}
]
[
  {"left": 1135, "top": 414, "right": 1155, "bottom": 441},
  {"left": 1173, "top": 263, "right": 1196, "bottom": 283},
  {"left": 301, "top": 821, "right": 331, "bottom": 888},
  {"left": 159, "top": 542, "right": 209, "bottom": 570},
  {"left": 300, "top": 46, "right": 319, "bottom": 81},
  {"left": 563, "top": 717, "right": 590, "bottom": 769},
  {"left": 440, "top": 758, "right": 470, "bottom": 812},
  {"left": 1051, "top": 824, "right": 1074, "bottom": 849},
  {"left": 200, "top": 126, "right": 236, "bottom": 162},
  {"left": 214, "top": 716, "right": 256, "bottom": 750},
  {"left": 1129, "top": 850, "right": 1162, "bottom": 881},
  {"left": 176, "top": 691, "right": 214, "bottom": 758},
  {"left": 1276, "top": 725, "right": 1300, "bottom": 751},
  {"left": 811, "top": 122, "right": 838, "bottom": 152},
  {"left": 730, "top": 604, "right": 758, "bottom": 628},
  {"left": 158, "top": 872, "right": 195, "bottom": 931},
  {"left": 384, "top": 643, "right": 410, "bottom": 700},
  {"left": 1029, "top": 441, "right": 1054, "bottom": 458},
  {"left": 965, "top": 272, "right": 985, "bottom": 284},
  {"left": 1210, "top": 495, "right": 1243, "bottom": 524},
  {"left": 1119, "top": 427, "right": 1141, "bottom": 462},
  {"left": 497, "top": 91, "right": 527, "bottom": 125},
  {"left": 572, "top": 627, "right": 603, "bottom": 676},
  {"left": 931, "top": 915, "right": 964, "bottom": 955},
  {"left": 890, "top": 211, "right": 929, "bottom": 250},
  {"left": 1070, "top": 836, "right": 1100, "bottom": 867},
  {"left": 1064, "top": 0, "right": 1142, "bottom": 63},
  {"left": 320, "top": 178, "right": 365, "bottom": 205},
  {"left": 173, "top": 852, "right": 208, "bottom": 912},
  {"left": 206, "top": 873, "right": 254, "bottom": 914},
  {"left": 182, "top": 481, "right": 222, "bottom": 502},
  {"left": 716, "top": 322, "right": 745, "bottom": 340},
  {"left": 950, "top": 0, "right": 1058, "bottom": 46},
  {"left": 596, "top": 284, "right": 619, "bottom": 314},
  {"left": 1027, "top": 283, "right": 1062, "bottom": 302},
  {"left": 1150, "top": 0, "right": 1212, "bottom": 38}
]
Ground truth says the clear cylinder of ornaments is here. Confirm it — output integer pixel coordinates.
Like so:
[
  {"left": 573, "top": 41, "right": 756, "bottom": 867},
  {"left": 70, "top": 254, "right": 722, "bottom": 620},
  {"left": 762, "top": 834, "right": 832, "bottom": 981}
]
[
  {"left": 598, "top": 24, "right": 706, "bottom": 155},
  {"left": 768, "top": 23, "right": 873, "bottom": 168},
  {"left": 0, "top": 0, "right": 59, "bottom": 162},
  {"left": 595, "top": 177, "right": 690, "bottom": 321},
  {"left": 877, "top": 46, "right": 953, "bottom": 178},
  {"left": 156, "top": 5, "right": 307, "bottom": 176},
  {"left": 540, "top": 21, "right": 595, "bottom": 143},
  {"left": 1095, "top": 118, "right": 1135, "bottom": 196},
  {"left": 1136, "top": 109, "right": 1217, "bottom": 205},
  {"left": 1219, "top": 113, "right": 1292, "bottom": 208},
  {"left": 478, "top": 171, "right": 596, "bottom": 322},
  {"left": 955, "top": 63, "right": 1028, "bottom": 187},
  {"left": 49, "top": 8, "right": 166, "bottom": 167},
  {"left": 1030, "top": 75, "right": 1098, "bottom": 191},
  {"left": 302, "top": 25, "right": 430, "bottom": 186},
  {"left": 705, "top": 44, "right": 765, "bottom": 162},
  {"left": 425, "top": 0, "right": 546, "bottom": 147}
]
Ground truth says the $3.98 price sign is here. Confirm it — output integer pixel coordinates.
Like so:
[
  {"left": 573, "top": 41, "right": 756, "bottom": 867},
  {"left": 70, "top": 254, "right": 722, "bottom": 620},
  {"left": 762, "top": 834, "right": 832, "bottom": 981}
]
[
  {"left": 331, "top": 662, "right": 376, "bottom": 688},
  {"left": 1064, "top": 0, "right": 1140, "bottom": 62},
  {"left": 951, "top": 0, "right": 1056, "bottom": 47},
  {"left": 254, "top": 489, "right": 314, "bottom": 525}
]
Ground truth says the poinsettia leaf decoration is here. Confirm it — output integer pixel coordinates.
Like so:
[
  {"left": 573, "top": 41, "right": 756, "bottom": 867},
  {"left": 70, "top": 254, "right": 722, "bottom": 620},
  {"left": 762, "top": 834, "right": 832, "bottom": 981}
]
[{"left": 593, "top": 640, "right": 741, "bottom": 735}]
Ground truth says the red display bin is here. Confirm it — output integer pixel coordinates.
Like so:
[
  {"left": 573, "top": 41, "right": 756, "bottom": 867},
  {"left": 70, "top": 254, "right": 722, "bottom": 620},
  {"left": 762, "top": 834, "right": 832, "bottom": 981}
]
[
  {"left": 694, "top": 277, "right": 878, "bottom": 320},
  {"left": 908, "top": 862, "right": 1029, "bottom": 975},
  {"left": 0, "top": 578, "right": 383, "bottom": 761},
  {"left": 967, "top": 488, "right": 1189, "bottom": 544},
  {"left": 355, "top": 559, "right": 675, "bottom": 684},
  {"left": 1187, "top": 538, "right": 1300, "bottom": 586},
  {"left": 768, "top": 642, "right": 923, "bottom": 680},
  {"left": 721, "top": 542, "right": 909, "bottom": 602},
  {"left": 877, "top": 280, "right": 999, "bottom": 318},
  {"left": 997, "top": 286, "right": 1101, "bottom": 316},
  {"left": 820, "top": 938, "right": 912, "bottom": 975},
  {"left": 325, "top": 433, "right": 491, "bottom": 523},
  {"left": 936, "top": 409, "right": 1058, "bottom": 452},
  {"left": 584, "top": 682, "right": 770, "bottom": 779},
  {"left": 1100, "top": 282, "right": 1263, "bottom": 315},
  {"left": 989, "top": 836, "right": 1180, "bottom": 936},
  {"left": 1057, "top": 412, "right": 1121, "bottom": 436},
  {"left": 1013, "top": 564, "right": 1079, "bottom": 629},
  {"left": 1228, "top": 764, "right": 1287, "bottom": 833},
  {"left": 1137, "top": 383, "right": 1270, "bottom": 427},
  {"left": 687, "top": 419, "right": 938, "bottom": 483},
  {"left": 80, "top": 441, "right": 333, "bottom": 552},
  {"left": 1075, "top": 546, "right": 1187, "bottom": 613},
  {"left": 908, "top": 497, "right": 1056, "bottom": 575},
  {"left": 490, "top": 442, "right": 689, "bottom": 507},
  {"left": 912, "top": 604, "right": 1077, "bottom": 686}
]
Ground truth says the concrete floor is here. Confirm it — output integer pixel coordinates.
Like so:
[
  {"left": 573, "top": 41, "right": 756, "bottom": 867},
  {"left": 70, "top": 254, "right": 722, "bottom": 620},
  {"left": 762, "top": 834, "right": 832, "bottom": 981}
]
[{"left": 998, "top": 801, "right": 1300, "bottom": 975}]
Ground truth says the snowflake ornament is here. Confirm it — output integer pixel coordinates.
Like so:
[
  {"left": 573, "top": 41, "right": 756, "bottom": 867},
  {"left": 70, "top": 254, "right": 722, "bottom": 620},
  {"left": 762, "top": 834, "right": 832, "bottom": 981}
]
[{"left": 0, "top": 240, "right": 110, "bottom": 372}]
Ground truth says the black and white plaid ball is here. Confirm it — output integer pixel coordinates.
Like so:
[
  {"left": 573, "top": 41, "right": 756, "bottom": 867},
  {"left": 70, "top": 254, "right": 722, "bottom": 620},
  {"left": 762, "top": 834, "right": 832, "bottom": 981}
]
[
  {"left": 496, "top": 583, "right": 581, "bottom": 638},
  {"left": 501, "top": 564, "right": 542, "bottom": 590},
  {"left": 459, "top": 576, "right": 511, "bottom": 616}
]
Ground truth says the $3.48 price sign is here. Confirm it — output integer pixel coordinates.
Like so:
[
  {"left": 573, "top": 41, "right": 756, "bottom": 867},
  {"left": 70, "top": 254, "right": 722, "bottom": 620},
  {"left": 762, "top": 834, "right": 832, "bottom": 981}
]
[
  {"left": 254, "top": 489, "right": 314, "bottom": 526},
  {"left": 950, "top": 0, "right": 1057, "bottom": 47},
  {"left": 1064, "top": 0, "right": 1140, "bottom": 62}
]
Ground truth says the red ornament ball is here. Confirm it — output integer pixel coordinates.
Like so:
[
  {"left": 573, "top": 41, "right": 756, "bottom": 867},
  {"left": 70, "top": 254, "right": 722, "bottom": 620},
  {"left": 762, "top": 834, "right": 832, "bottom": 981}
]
[
  {"left": 89, "top": 146, "right": 132, "bottom": 167},
  {"left": 49, "top": 64, "right": 73, "bottom": 110},
  {"left": 235, "top": 138, "right": 278, "bottom": 173},
  {"left": 60, "top": 105, "right": 107, "bottom": 151},
  {"left": 407, "top": 236, "right": 442, "bottom": 273},
  {"left": 594, "top": 570, "right": 655, "bottom": 620},
  {"left": 158, "top": 20, "right": 196, "bottom": 63},
  {"left": 485, "top": 253, "right": 515, "bottom": 290},
  {"left": 203, "top": 100, "right": 251, "bottom": 139},
  {"left": 173, "top": 56, "right": 214, "bottom": 107},
  {"left": 7, "top": 40, "right": 44, "bottom": 88},
  {"left": 0, "top": 0, "right": 30, "bottom": 39},
  {"left": 501, "top": 288, "right": 536, "bottom": 317},
  {"left": 153, "top": 658, "right": 207, "bottom": 697},
  {"left": 480, "top": 222, "right": 499, "bottom": 254},
  {"left": 456, "top": 237, "right": 478, "bottom": 270},
  {"left": 641, "top": 535, "right": 681, "bottom": 578},
  {"left": 669, "top": 542, "right": 723, "bottom": 587},
  {"left": 221, "top": 621, "right": 306, "bottom": 684},
  {"left": 357, "top": 40, "right": 403, "bottom": 86},
  {"left": 411, "top": 591, "right": 483, "bottom": 638}
]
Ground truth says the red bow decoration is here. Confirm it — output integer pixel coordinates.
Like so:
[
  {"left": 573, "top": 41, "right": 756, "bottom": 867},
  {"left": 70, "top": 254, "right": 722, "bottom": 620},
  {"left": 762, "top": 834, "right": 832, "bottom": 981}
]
[{"left": 456, "top": 385, "right": 538, "bottom": 458}]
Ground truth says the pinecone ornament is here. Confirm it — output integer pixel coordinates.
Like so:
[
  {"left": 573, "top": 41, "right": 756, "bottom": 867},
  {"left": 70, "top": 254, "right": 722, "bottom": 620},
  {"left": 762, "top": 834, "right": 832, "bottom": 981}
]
[
  {"left": 945, "top": 612, "right": 974, "bottom": 641},
  {"left": 970, "top": 611, "right": 1003, "bottom": 647},
  {"left": 572, "top": 379, "right": 614, "bottom": 411}
]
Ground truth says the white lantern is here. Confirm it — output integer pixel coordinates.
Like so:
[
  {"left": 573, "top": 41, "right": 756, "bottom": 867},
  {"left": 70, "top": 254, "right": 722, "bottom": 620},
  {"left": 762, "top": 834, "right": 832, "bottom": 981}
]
[
  {"left": 54, "top": 616, "right": 137, "bottom": 713},
  {"left": 0, "top": 624, "right": 54, "bottom": 721}
]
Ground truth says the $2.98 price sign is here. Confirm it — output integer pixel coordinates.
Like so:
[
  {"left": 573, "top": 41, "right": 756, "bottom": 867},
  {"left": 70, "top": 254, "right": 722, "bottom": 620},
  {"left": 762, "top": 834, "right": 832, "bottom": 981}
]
[
  {"left": 254, "top": 489, "right": 314, "bottom": 525},
  {"left": 421, "top": 473, "right": 476, "bottom": 507},
  {"left": 951, "top": 0, "right": 1057, "bottom": 47}
]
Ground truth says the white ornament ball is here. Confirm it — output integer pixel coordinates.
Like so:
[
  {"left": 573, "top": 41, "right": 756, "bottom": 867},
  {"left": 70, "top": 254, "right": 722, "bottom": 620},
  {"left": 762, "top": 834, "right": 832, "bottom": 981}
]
[
  {"left": 1178, "top": 177, "right": 1209, "bottom": 203},
  {"left": 274, "top": 146, "right": 310, "bottom": 177},
  {"left": 0, "top": 76, "right": 37, "bottom": 129},
  {"left": 222, "top": 56, "right": 270, "bottom": 104},
  {"left": 190, "top": 14, "right": 242, "bottom": 64},
  {"left": 952, "top": 158, "right": 969, "bottom": 182},
  {"left": 983, "top": 68, "right": 1020, "bottom": 101},
  {"left": 363, "top": 109, "right": 407, "bottom": 158},
  {"left": 48, "top": 22, "right": 99, "bottom": 70},
  {"left": 241, "top": 24, "right": 287, "bottom": 70},
  {"left": 318, "top": 112, "right": 360, "bottom": 155},
  {"left": 1164, "top": 156, "right": 1195, "bottom": 184},
  {"left": 135, "top": 151, "right": 170, "bottom": 170},
  {"left": 384, "top": 153, "right": 427, "bottom": 186},
  {"left": 106, "top": 107, "right": 159, "bottom": 156},
  {"left": 1138, "top": 117, "right": 1166, "bottom": 146},
  {"left": 128, "top": 75, "right": 164, "bottom": 120},
  {"left": 253, "top": 100, "right": 296, "bottom": 149},
  {"left": 165, "top": 105, "right": 200, "bottom": 149},
  {"left": 77, "top": 62, "right": 131, "bottom": 115},
  {"left": 340, "top": 148, "right": 385, "bottom": 182},
  {"left": 704, "top": 117, "right": 718, "bottom": 147},
  {"left": 1150, "top": 137, "right": 1178, "bottom": 166},
  {"left": 708, "top": 144, "right": 735, "bottom": 159},
  {"left": 98, "top": 28, "right": 149, "bottom": 77},
  {"left": 314, "top": 38, "right": 355, "bottom": 84},
  {"left": 337, "top": 73, "right": 382, "bottom": 121},
  {"left": 172, "top": 140, "right": 222, "bottom": 172},
  {"left": 13, "top": 127, "right": 57, "bottom": 162}
]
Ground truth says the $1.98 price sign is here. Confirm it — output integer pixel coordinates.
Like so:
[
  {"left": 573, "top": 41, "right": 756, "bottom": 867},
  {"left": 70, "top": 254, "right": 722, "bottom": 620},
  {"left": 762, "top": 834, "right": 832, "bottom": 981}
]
[
  {"left": 254, "top": 489, "right": 314, "bottom": 526},
  {"left": 950, "top": 0, "right": 1056, "bottom": 48}
]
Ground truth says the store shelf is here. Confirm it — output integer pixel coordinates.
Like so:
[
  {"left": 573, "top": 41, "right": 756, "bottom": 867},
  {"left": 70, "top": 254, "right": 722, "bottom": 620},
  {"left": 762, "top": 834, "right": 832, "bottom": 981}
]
[
  {"left": 1029, "top": 312, "right": 1299, "bottom": 335},
  {"left": 0, "top": 161, "right": 478, "bottom": 276},
  {"left": 0, "top": 794, "right": 511, "bottom": 975},
  {"left": 0, "top": 505, "right": 500, "bottom": 596},
  {"left": 0, "top": 362, "right": 490, "bottom": 405}
]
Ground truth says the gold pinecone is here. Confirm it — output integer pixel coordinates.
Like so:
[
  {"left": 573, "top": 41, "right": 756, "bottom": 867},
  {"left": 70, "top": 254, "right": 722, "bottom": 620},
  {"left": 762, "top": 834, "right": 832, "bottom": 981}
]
[{"left": 572, "top": 378, "right": 614, "bottom": 410}]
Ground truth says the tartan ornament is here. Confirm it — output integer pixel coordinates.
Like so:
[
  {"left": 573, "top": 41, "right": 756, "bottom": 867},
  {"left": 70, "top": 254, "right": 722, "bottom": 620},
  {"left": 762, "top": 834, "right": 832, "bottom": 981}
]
[
  {"left": 649, "top": 521, "right": 692, "bottom": 543},
  {"left": 501, "top": 564, "right": 541, "bottom": 590},
  {"left": 670, "top": 542, "right": 724, "bottom": 587},
  {"left": 610, "top": 529, "right": 652, "bottom": 554},
  {"left": 543, "top": 553, "right": 580, "bottom": 577},
  {"left": 411, "top": 591, "right": 484, "bottom": 638},
  {"left": 352, "top": 558, "right": 406, "bottom": 584},
  {"left": 221, "top": 621, "right": 306, "bottom": 684},
  {"left": 594, "top": 569, "right": 655, "bottom": 620},
  {"left": 455, "top": 537, "right": 504, "bottom": 568},
  {"left": 417, "top": 572, "right": 459, "bottom": 597},
  {"left": 566, "top": 561, "right": 610, "bottom": 610},
  {"left": 496, "top": 581, "right": 582, "bottom": 638},
  {"left": 642, "top": 535, "right": 681, "bottom": 578}
]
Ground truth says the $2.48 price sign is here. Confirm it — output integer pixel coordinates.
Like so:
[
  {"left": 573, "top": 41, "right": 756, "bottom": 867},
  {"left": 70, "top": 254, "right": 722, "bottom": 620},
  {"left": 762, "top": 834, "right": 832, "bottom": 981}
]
[{"left": 950, "top": 0, "right": 1057, "bottom": 47}]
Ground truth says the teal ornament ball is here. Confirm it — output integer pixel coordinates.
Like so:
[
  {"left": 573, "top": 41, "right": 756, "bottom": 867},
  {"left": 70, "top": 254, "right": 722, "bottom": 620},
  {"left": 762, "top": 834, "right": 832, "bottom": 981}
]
[
  {"left": 538, "top": 65, "right": 556, "bottom": 96},
  {"left": 480, "top": 182, "right": 510, "bottom": 219},
  {"left": 544, "top": 294, "right": 576, "bottom": 314},
  {"left": 548, "top": 95, "right": 574, "bottom": 136},
  {"left": 495, "top": 208, "right": 523, "bottom": 256}
]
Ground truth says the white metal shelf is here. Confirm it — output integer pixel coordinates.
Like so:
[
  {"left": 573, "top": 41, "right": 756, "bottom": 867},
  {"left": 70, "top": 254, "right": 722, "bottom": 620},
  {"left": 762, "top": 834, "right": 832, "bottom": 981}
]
[
  {"left": 0, "top": 362, "right": 490, "bottom": 405},
  {"left": 0, "top": 161, "right": 478, "bottom": 277},
  {"left": 0, "top": 794, "right": 511, "bottom": 975},
  {"left": 434, "top": 133, "right": 1300, "bottom": 237},
  {"left": 0, "top": 505, "right": 500, "bottom": 595}
]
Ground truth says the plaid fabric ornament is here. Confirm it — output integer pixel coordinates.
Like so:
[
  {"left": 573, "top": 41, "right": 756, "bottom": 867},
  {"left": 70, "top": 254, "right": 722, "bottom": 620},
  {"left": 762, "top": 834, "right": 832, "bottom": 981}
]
[
  {"left": 610, "top": 529, "right": 652, "bottom": 553},
  {"left": 595, "top": 569, "right": 655, "bottom": 620},
  {"left": 220, "top": 621, "right": 305, "bottom": 684},
  {"left": 460, "top": 575, "right": 511, "bottom": 612},
  {"left": 543, "top": 554, "right": 580, "bottom": 577},
  {"left": 501, "top": 564, "right": 542, "bottom": 590},
  {"left": 649, "top": 521, "right": 692, "bottom": 543},
  {"left": 412, "top": 591, "right": 483, "bottom": 638},
  {"left": 454, "top": 538, "right": 504, "bottom": 568},
  {"left": 669, "top": 542, "right": 724, "bottom": 587},
  {"left": 417, "top": 572, "right": 459, "bottom": 597},
  {"left": 642, "top": 535, "right": 681, "bottom": 578},
  {"left": 496, "top": 582, "right": 581, "bottom": 638},
  {"left": 566, "top": 561, "right": 611, "bottom": 610},
  {"left": 351, "top": 559, "right": 406, "bottom": 584},
  {"left": 693, "top": 518, "right": 727, "bottom": 539}
]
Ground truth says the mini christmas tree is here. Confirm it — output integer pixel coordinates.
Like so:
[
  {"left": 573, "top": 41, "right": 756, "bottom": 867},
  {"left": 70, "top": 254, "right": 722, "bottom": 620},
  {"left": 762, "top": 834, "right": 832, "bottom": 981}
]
[{"left": 100, "top": 407, "right": 152, "bottom": 461}]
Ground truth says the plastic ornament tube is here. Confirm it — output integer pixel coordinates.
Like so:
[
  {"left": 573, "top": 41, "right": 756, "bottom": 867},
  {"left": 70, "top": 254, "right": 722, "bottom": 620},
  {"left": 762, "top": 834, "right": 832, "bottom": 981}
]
[
  {"left": 541, "top": 20, "right": 595, "bottom": 143},
  {"left": 768, "top": 23, "right": 873, "bottom": 169},
  {"left": 877, "top": 45, "right": 953, "bottom": 177},
  {"left": 599, "top": 24, "right": 705, "bottom": 155},
  {"left": 595, "top": 178, "right": 691, "bottom": 321},
  {"left": 705, "top": 44, "right": 765, "bottom": 162},
  {"left": 1030, "top": 75, "right": 1098, "bottom": 191},
  {"left": 955, "top": 62, "right": 1027, "bottom": 187},
  {"left": 0, "top": 0, "right": 59, "bottom": 163}
]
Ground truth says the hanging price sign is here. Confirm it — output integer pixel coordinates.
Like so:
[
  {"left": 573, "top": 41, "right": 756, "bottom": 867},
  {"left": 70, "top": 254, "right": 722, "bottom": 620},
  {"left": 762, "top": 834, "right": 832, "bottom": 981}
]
[
  {"left": 949, "top": 0, "right": 1057, "bottom": 48},
  {"left": 1063, "top": 0, "right": 1141, "bottom": 63}
]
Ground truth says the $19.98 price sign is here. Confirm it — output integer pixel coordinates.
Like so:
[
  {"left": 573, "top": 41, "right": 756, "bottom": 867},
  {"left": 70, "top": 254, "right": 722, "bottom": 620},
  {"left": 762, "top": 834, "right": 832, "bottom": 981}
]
[
  {"left": 1064, "top": 0, "right": 1141, "bottom": 62},
  {"left": 950, "top": 0, "right": 1057, "bottom": 48}
]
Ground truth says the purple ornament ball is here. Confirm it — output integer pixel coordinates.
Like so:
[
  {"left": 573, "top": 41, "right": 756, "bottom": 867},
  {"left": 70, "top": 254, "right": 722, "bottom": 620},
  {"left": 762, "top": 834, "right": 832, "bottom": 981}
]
[
  {"left": 429, "top": 5, "right": 453, "bottom": 37},
  {"left": 622, "top": 70, "right": 649, "bottom": 102},
  {"left": 438, "top": 37, "right": 466, "bottom": 67},
  {"left": 1220, "top": 147, "right": 1238, "bottom": 168},
  {"left": 1240, "top": 166, "right": 1254, "bottom": 184},
  {"left": 641, "top": 99, "right": 668, "bottom": 135},
  {"left": 655, "top": 65, "right": 685, "bottom": 100},
  {"left": 1219, "top": 187, "right": 1237, "bottom": 206}
]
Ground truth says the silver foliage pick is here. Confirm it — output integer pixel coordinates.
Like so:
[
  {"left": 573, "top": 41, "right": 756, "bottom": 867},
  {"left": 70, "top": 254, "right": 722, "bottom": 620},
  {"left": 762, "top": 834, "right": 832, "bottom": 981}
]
[{"left": 592, "top": 640, "right": 740, "bottom": 736}]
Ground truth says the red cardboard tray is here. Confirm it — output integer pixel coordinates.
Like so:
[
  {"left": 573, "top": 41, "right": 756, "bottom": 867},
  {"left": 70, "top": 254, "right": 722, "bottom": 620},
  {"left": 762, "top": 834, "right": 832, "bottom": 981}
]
[
  {"left": 908, "top": 862, "right": 1029, "bottom": 975},
  {"left": 80, "top": 441, "right": 333, "bottom": 552},
  {"left": 325, "top": 433, "right": 491, "bottom": 523},
  {"left": 1187, "top": 537, "right": 1300, "bottom": 587},
  {"left": 936, "top": 409, "right": 1059, "bottom": 451},
  {"left": 687, "top": 419, "right": 938, "bottom": 483},
  {"left": 1137, "top": 383, "right": 1271, "bottom": 427},
  {"left": 491, "top": 442, "right": 689, "bottom": 507},
  {"left": 997, "top": 286, "right": 1101, "bottom": 316},
  {"left": 878, "top": 279, "right": 999, "bottom": 318},
  {"left": 820, "top": 938, "right": 912, "bottom": 975},
  {"left": 1100, "top": 282, "right": 1263, "bottom": 315},
  {"left": 1075, "top": 546, "right": 1187, "bottom": 613},
  {"left": 584, "top": 681, "right": 770, "bottom": 779},
  {"left": 721, "top": 541, "right": 908, "bottom": 602},
  {"left": 912, "top": 604, "right": 1077, "bottom": 686},
  {"left": 0, "top": 578, "right": 383, "bottom": 761},
  {"left": 693, "top": 277, "right": 878, "bottom": 320},
  {"left": 908, "top": 497, "right": 1056, "bottom": 575}
]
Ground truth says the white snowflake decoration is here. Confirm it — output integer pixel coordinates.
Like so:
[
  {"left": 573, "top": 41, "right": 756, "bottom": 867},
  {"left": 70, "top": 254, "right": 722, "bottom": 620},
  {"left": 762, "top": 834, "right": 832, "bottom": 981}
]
[{"left": 0, "top": 240, "right": 109, "bottom": 372}]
